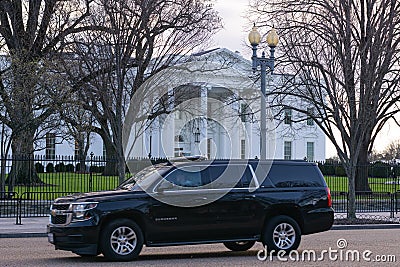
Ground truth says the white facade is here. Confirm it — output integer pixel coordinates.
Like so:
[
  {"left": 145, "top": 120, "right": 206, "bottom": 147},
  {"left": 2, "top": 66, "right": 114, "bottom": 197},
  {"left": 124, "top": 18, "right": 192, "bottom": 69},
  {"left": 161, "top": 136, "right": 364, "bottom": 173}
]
[
  {"left": 34, "top": 133, "right": 104, "bottom": 158},
  {"left": 130, "top": 48, "right": 326, "bottom": 161},
  {"left": 30, "top": 48, "right": 325, "bottom": 161}
]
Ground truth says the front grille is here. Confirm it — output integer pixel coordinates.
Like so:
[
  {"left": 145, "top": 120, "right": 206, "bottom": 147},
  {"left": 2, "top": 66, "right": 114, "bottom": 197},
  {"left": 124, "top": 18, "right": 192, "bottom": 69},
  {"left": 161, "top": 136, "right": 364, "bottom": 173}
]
[
  {"left": 52, "top": 204, "right": 70, "bottom": 210},
  {"left": 51, "top": 215, "right": 67, "bottom": 224}
]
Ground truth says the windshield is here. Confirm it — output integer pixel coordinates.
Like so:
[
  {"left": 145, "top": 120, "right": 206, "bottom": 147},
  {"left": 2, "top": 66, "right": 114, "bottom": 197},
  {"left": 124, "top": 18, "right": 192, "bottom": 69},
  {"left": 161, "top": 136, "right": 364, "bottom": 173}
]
[{"left": 118, "top": 165, "right": 167, "bottom": 191}]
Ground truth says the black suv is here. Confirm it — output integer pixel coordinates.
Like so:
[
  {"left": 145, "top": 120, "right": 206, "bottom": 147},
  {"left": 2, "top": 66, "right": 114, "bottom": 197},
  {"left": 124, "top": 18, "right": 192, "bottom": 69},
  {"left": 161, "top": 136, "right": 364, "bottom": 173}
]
[{"left": 47, "top": 159, "right": 334, "bottom": 261}]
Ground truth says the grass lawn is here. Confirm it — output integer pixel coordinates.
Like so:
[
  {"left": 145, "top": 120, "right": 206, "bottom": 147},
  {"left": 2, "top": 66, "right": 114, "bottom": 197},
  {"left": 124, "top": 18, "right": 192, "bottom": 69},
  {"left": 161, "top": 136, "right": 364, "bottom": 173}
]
[
  {"left": 6, "top": 172, "right": 126, "bottom": 199},
  {"left": 325, "top": 176, "right": 400, "bottom": 193}
]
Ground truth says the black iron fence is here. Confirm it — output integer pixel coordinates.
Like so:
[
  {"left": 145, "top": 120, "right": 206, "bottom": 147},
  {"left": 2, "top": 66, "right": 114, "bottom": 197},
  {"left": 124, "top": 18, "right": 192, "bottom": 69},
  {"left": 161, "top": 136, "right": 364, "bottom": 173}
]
[
  {"left": 1, "top": 156, "right": 400, "bottom": 220},
  {"left": 319, "top": 161, "right": 400, "bottom": 214},
  {"left": 0, "top": 155, "right": 166, "bottom": 221}
]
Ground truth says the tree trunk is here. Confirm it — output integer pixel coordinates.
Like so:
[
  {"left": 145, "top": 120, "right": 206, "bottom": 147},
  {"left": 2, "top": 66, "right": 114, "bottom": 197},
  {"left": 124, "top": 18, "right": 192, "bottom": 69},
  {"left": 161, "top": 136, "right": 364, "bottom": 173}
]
[
  {"left": 347, "top": 165, "right": 357, "bottom": 220},
  {"left": 102, "top": 138, "right": 118, "bottom": 176},
  {"left": 7, "top": 130, "right": 42, "bottom": 187},
  {"left": 117, "top": 154, "right": 126, "bottom": 185},
  {"left": 355, "top": 143, "right": 372, "bottom": 192},
  {"left": 0, "top": 157, "right": 6, "bottom": 198}
]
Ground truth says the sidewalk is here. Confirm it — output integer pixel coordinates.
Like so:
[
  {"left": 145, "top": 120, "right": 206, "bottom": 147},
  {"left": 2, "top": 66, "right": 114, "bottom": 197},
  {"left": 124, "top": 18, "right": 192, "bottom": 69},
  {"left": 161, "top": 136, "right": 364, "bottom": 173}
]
[
  {"left": 0, "top": 217, "right": 49, "bottom": 238},
  {"left": 1, "top": 214, "right": 400, "bottom": 238}
]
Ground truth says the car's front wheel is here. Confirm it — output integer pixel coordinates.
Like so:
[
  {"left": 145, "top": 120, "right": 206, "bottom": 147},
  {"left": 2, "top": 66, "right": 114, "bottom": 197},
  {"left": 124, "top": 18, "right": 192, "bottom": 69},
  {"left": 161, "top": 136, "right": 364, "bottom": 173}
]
[
  {"left": 223, "top": 241, "right": 256, "bottom": 251},
  {"left": 100, "top": 219, "right": 143, "bottom": 261},
  {"left": 262, "top": 215, "right": 301, "bottom": 252}
]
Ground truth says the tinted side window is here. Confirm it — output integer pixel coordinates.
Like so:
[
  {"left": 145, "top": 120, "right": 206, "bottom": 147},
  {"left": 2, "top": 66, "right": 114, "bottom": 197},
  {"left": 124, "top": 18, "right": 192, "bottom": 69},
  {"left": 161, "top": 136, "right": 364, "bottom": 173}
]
[
  {"left": 252, "top": 163, "right": 274, "bottom": 188},
  {"left": 165, "top": 167, "right": 204, "bottom": 187},
  {"left": 206, "top": 165, "right": 252, "bottom": 189},
  {"left": 267, "top": 165, "right": 323, "bottom": 187}
]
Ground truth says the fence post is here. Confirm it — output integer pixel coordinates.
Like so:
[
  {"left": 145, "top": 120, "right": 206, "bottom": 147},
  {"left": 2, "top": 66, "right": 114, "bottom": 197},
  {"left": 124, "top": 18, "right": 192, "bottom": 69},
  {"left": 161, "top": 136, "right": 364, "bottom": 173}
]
[
  {"left": 16, "top": 194, "right": 22, "bottom": 225},
  {"left": 346, "top": 192, "right": 349, "bottom": 219},
  {"left": 89, "top": 152, "right": 94, "bottom": 192}
]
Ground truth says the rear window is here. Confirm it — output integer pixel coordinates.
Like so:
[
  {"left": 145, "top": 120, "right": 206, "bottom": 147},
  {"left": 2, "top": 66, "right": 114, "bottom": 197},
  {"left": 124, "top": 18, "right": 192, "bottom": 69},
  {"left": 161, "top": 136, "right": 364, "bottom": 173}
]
[
  {"left": 205, "top": 164, "right": 253, "bottom": 189},
  {"left": 263, "top": 164, "right": 324, "bottom": 188}
]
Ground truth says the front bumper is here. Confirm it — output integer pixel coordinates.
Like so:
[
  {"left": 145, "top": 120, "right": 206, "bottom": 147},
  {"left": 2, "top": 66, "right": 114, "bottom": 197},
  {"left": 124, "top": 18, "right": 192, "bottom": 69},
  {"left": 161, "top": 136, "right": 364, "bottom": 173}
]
[{"left": 47, "top": 219, "right": 100, "bottom": 255}]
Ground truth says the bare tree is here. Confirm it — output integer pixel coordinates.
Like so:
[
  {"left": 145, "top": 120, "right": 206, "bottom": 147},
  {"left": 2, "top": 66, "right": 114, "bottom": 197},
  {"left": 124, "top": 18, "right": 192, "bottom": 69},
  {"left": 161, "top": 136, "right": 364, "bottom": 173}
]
[
  {"left": 0, "top": 0, "right": 103, "bottom": 185},
  {"left": 59, "top": 103, "right": 96, "bottom": 171},
  {"left": 0, "top": 122, "right": 11, "bottom": 195},
  {"left": 380, "top": 140, "right": 400, "bottom": 160},
  {"left": 250, "top": 0, "right": 400, "bottom": 218},
  {"left": 62, "top": 0, "right": 221, "bottom": 183}
]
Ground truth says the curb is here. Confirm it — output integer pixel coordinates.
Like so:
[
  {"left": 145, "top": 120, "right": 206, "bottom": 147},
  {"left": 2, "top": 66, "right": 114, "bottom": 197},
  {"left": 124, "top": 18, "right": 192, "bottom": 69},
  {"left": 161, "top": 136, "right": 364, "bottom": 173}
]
[
  {"left": 0, "top": 233, "right": 47, "bottom": 238},
  {"left": 331, "top": 224, "right": 400, "bottom": 230}
]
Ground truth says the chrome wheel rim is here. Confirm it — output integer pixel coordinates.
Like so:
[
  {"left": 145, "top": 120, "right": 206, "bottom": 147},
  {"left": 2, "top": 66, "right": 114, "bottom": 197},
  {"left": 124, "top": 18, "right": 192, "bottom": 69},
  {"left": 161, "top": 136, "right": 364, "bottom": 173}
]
[
  {"left": 110, "top": 226, "right": 137, "bottom": 255},
  {"left": 272, "top": 223, "right": 296, "bottom": 250}
]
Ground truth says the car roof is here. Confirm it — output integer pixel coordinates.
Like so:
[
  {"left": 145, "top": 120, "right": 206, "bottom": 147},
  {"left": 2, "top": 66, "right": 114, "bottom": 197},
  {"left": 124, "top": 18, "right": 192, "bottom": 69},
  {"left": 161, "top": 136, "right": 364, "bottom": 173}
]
[{"left": 164, "top": 159, "right": 317, "bottom": 168}]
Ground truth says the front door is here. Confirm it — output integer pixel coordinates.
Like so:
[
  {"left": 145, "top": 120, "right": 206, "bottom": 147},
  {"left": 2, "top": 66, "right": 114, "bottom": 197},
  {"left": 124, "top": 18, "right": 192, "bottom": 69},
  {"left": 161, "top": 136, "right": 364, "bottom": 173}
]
[{"left": 146, "top": 166, "right": 213, "bottom": 244}]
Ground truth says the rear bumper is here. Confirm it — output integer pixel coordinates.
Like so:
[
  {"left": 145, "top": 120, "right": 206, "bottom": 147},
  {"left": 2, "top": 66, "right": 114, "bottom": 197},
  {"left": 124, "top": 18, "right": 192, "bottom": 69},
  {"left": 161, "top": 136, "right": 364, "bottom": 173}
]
[
  {"left": 302, "top": 208, "right": 334, "bottom": 235},
  {"left": 47, "top": 221, "right": 100, "bottom": 255}
]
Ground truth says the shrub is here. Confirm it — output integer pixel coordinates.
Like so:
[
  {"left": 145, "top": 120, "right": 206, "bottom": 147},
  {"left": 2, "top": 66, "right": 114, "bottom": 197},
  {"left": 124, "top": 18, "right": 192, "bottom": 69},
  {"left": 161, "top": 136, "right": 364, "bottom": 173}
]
[
  {"left": 89, "top": 165, "right": 105, "bottom": 173},
  {"left": 318, "top": 162, "right": 346, "bottom": 176},
  {"left": 65, "top": 164, "right": 75, "bottom": 172},
  {"left": 55, "top": 163, "right": 66, "bottom": 172},
  {"left": 35, "top": 162, "right": 44, "bottom": 173},
  {"left": 76, "top": 163, "right": 87, "bottom": 172},
  {"left": 369, "top": 161, "right": 390, "bottom": 178},
  {"left": 46, "top": 163, "right": 54, "bottom": 173}
]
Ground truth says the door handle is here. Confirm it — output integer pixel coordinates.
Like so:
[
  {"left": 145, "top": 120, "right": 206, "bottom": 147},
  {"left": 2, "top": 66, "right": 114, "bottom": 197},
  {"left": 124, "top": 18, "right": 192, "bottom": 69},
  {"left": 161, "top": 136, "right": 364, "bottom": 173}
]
[{"left": 193, "top": 197, "right": 208, "bottom": 201}]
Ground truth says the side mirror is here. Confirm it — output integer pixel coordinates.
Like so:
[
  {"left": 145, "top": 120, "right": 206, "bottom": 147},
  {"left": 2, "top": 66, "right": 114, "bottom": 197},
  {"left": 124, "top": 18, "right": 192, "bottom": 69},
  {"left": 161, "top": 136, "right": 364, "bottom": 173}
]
[{"left": 157, "top": 181, "right": 174, "bottom": 192}]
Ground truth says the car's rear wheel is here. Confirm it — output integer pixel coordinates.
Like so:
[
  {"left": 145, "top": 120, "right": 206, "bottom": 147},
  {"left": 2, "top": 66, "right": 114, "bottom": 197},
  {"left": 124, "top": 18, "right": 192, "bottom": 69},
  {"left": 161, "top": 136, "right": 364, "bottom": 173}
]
[
  {"left": 263, "top": 215, "right": 301, "bottom": 252},
  {"left": 223, "top": 241, "right": 256, "bottom": 251},
  {"left": 100, "top": 219, "right": 143, "bottom": 261}
]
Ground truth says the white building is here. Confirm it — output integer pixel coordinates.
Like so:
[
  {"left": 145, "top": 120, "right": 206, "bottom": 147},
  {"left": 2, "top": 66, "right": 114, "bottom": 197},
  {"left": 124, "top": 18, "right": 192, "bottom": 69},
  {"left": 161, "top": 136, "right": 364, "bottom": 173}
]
[
  {"left": 127, "top": 48, "right": 325, "bottom": 161},
  {"left": 35, "top": 48, "right": 325, "bottom": 161}
]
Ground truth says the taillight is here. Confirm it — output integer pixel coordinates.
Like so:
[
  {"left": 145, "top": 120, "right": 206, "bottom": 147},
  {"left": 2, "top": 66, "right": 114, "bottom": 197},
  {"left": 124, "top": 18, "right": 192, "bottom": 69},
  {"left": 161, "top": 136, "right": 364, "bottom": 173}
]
[{"left": 326, "top": 187, "right": 332, "bottom": 207}]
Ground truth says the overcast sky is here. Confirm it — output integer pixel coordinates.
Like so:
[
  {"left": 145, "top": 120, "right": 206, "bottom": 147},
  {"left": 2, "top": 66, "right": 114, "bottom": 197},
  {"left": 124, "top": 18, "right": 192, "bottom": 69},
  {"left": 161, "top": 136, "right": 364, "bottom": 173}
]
[
  {"left": 213, "top": 0, "right": 251, "bottom": 56},
  {"left": 212, "top": 0, "right": 398, "bottom": 158}
]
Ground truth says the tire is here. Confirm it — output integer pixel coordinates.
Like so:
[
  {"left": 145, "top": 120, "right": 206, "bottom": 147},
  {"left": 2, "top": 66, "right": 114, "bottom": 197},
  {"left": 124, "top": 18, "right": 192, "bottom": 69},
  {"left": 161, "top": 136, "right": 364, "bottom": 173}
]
[
  {"left": 100, "top": 219, "right": 144, "bottom": 261},
  {"left": 262, "top": 215, "right": 301, "bottom": 252},
  {"left": 223, "top": 241, "right": 256, "bottom": 251}
]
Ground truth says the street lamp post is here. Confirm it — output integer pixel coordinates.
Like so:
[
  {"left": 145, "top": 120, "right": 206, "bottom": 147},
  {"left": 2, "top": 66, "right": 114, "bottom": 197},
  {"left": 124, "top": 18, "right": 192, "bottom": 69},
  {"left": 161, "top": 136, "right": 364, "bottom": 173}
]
[{"left": 248, "top": 24, "right": 279, "bottom": 160}]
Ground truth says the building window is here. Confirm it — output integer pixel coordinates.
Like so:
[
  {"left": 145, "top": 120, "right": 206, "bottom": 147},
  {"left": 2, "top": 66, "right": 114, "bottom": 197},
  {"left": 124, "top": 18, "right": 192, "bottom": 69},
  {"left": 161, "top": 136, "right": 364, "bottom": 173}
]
[
  {"left": 240, "top": 103, "right": 248, "bottom": 122},
  {"left": 46, "top": 133, "right": 56, "bottom": 160},
  {"left": 284, "top": 141, "right": 292, "bottom": 160},
  {"left": 241, "top": 139, "right": 246, "bottom": 159},
  {"left": 307, "top": 108, "right": 314, "bottom": 126},
  {"left": 207, "top": 138, "right": 211, "bottom": 159},
  {"left": 176, "top": 110, "right": 183, "bottom": 120},
  {"left": 174, "top": 135, "right": 184, "bottom": 142},
  {"left": 284, "top": 109, "right": 292, "bottom": 125},
  {"left": 307, "top": 142, "right": 314, "bottom": 161},
  {"left": 207, "top": 102, "right": 212, "bottom": 118}
]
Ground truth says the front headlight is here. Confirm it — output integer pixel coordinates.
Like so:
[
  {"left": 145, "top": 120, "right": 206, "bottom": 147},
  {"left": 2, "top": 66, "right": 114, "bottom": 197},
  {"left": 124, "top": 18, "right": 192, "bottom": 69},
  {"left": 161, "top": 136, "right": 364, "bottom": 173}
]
[{"left": 71, "top": 202, "right": 98, "bottom": 221}]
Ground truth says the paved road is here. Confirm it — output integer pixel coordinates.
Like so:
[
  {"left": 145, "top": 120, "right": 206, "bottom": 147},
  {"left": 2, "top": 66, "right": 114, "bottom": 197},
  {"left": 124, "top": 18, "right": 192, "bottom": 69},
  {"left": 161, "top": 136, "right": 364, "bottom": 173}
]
[{"left": 0, "top": 229, "right": 399, "bottom": 267}]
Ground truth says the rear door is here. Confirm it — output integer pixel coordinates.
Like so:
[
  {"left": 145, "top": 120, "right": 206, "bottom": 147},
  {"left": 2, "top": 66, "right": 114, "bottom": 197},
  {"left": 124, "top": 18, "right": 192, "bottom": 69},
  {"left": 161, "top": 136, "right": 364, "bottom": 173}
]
[{"left": 206, "top": 164, "right": 262, "bottom": 239}]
